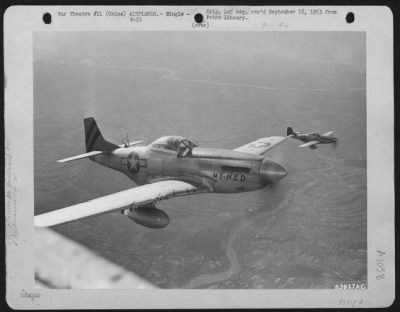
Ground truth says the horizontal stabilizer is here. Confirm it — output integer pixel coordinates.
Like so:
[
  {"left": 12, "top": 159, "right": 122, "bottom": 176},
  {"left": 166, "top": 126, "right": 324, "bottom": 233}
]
[
  {"left": 118, "top": 140, "right": 145, "bottom": 148},
  {"left": 57, "top": 151, "right": 103, "bottom": 163}
]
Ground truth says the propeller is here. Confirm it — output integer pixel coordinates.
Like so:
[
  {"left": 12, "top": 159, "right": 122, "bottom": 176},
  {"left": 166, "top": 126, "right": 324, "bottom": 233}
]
[{"left": 332, "top": 139, "right": 338, "bottom": 148}]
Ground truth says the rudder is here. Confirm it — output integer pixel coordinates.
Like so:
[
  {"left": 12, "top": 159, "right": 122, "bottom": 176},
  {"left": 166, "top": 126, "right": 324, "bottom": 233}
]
[{"left": 84, "top": 117, "right": 118, "bottom": 152}]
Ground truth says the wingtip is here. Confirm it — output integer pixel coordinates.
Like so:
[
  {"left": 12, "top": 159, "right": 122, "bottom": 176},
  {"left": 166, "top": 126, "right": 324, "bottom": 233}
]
[
  {"left": 34, "top": 214, "right": 57, "bottom": 227},
  {"left": 57, "top": 157, "right": 70, "bottom": 163},
  {"left": 34, "top": 215, "right": 47, "bottom": 227}
]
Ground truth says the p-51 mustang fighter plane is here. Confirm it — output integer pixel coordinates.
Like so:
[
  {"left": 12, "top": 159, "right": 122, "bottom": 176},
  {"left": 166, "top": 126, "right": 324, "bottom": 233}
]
[
  {"left": 35, "top": 118, "right": 288, "bottom": 229},
  {"left": 287, "top": 126, "right": 337, "bottom": 149}
]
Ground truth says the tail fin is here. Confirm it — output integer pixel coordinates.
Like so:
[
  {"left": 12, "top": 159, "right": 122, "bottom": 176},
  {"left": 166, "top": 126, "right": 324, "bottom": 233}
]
[
  {"left": 84, "top": 117, "right": 119, "bottom": 152},
  {"left": 287, "top": 126, "right": 296, "bottom": 136}
]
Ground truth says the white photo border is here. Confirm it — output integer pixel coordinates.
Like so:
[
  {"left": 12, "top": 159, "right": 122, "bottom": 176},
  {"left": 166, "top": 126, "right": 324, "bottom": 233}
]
[{"left": 4, "top": 5, "right": 394, "bottom": 309}]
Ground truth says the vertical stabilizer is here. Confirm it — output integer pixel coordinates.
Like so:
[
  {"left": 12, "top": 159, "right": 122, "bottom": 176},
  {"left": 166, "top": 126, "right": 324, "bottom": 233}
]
[
  {"left": 287, "top": 126, "right": 296, "bottom": 136},
  {"left": 84, "top": 117, "right": 119, "bottom": 152}
]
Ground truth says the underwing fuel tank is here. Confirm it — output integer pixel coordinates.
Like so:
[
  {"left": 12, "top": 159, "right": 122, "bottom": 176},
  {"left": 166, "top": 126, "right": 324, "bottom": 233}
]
[
  {"left": 260, "top": 158, "right": 288, "bottom": 185},
  {"left": 127, "top": 206, "right": 170, "bottom": 229}
]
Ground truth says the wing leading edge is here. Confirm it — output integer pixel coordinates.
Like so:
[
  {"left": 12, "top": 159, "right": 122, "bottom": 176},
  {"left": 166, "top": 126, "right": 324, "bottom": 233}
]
[
  {"left": 322, "top": 131, "right": 335, "bottom": 137},
  {"left": 299, "top": 141, "right": 319, "bottom": 148},
  {"left": 34, "top": 180, "right": 198, "bottom": 227},
  {"left": 234, "top": 136, "right": 287, "bottom": 155}
]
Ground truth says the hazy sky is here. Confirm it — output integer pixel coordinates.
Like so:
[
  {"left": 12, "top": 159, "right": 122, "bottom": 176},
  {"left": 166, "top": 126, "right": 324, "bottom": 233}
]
[{"left": 35, "top": 31, "right": 365, "bottom": 70}]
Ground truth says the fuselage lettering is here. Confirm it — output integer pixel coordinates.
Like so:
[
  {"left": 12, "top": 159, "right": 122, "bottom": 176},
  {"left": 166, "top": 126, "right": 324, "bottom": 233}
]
[{"left": 212, "top": 171, "right": 246, "bottom": 182}]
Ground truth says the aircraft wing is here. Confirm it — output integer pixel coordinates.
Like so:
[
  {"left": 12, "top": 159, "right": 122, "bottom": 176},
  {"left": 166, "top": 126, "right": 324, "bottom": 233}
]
[
  {"left": 299, "top": 141, "right": 319, "bottom": 148},
  {"left": 322, "top": 131, "right": 335, "bottom": 137},
  {"left": 234, "top": 136, "right": 287, "bottom": 155},
  {"left": 34, "top": 180, "right": 198, "bottom": 227}
]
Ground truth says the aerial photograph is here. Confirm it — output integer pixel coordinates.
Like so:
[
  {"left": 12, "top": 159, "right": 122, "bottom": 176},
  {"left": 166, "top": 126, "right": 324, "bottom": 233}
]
[{"left": 34, "top": 31, "right": 366, "bottom": 289}]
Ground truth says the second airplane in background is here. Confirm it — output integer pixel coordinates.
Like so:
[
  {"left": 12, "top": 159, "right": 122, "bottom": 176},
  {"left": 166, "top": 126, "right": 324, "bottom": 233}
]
[{"left": 287, "top": 126, "right": 337, "bottom": 149}]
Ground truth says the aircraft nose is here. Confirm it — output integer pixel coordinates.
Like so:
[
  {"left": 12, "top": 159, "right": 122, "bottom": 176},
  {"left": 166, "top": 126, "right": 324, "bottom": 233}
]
[{"left": 260, "top": 159, "right": 288, "bottom": 184}]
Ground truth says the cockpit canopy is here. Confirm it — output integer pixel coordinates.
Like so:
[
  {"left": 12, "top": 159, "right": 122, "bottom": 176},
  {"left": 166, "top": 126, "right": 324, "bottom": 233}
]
[{"left": 151, "top": 136, "right": 197, "bottom": 157}]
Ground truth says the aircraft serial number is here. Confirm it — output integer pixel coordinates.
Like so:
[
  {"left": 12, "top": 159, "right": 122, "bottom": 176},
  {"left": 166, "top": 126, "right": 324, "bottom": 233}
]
[{"left": 213, "top": 172, "right": 246, "bottom": 182}]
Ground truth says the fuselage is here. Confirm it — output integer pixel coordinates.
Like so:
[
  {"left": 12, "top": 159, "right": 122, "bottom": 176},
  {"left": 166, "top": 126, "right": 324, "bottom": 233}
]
[
  {"left": 90, "top": 142, "right": 287, "bottom": 194},
  {"left": 294, "top": 133, "right": 337, "bottom": 144}
]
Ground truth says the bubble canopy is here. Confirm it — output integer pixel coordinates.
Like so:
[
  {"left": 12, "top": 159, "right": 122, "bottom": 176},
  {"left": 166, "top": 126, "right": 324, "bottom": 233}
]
[{"left": 150, "top": 136, "right": 197, "bottom": 152}]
